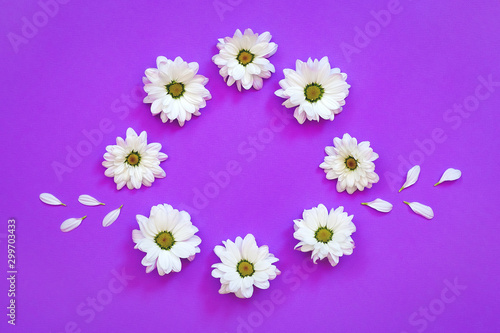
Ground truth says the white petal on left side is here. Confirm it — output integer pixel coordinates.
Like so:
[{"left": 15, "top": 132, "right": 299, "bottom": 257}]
[
  {"left": 61, "top": 216, "right": 87, "bottom": 232},
  {"left": 78, "top": 194, "right": 105, "bottom": 206},
  {"left": 404, "top": 201, "right": 434, "bottom": 220},
  {"left": 103, "top": 205, "right": 123, "bottom": 227},
  {"left": 40, "top": 193, "right": 66, "bottom": 206},
  {"left": 399, "top": 165, "right": 420, "bottom": 192},
  {"left": 361, "top": 199, "right": 393, "bottom": 212},
  {"left": 435, "top": 168, "right": 462, "bottom": 186}
]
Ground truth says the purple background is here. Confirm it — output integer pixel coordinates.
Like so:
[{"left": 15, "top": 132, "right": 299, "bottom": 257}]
[{"left": 1, "top": 0, "right": 499, "bottom": 332}]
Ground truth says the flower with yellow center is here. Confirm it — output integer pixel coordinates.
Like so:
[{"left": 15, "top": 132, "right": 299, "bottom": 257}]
[
  {"left": 294, "top": 204, "right": 356, "bottom": 267},
  {"left": 213, "top": 28, "right": 278, "bottom": 91},
  {"left": 211, "top": 234, "right": 280, "bottom": 298},
  {"left": 132, "top": 204, "right": 201, "bottom": 275},
  {"left": 102, "top": 128, "right": 167, "bottom": 190},
  {"left": 275, "top": 56, "right": 350, "bottom": 124},
  {"left": 143, "top": 56, "right": 211, "bottom": 127},
  {"left": 320, "top": 133, "right": 379, "bottom": 194}
]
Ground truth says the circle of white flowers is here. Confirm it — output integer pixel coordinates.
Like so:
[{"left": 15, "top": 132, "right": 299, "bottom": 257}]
[
  {"left": 320, "top": 133, "right": 379, "bottom": 194},
  {"left": 211, "top": 234, "right": 280, "bottom": 298},
  {"left": 275, "top": 56, "right": 350, "bottom": 124},
  {"left": 213, "top": 28, "right": 278, "bottom": 91},
  {"left": 132, "top": 204, "right": 201, "bottom": 275},
  {"left": 143, "top": 56, "right": 212, "bottom": 127},
  {"left": 102, "top": 128, "right": 167, "bottom": 190},
  {"left": 294, "top": 204, "right": 356, "bottom": 266}
]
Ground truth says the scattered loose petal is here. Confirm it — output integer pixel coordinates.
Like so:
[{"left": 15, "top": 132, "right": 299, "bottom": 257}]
[
  {"left": 399, "top": 165, "right": 420, "bottom": 192},
  {"left": 40, "top": 193, "right": 66, "bottom": 206},
  {"left": 361, "top": 199, "right": 393, "bottom": 212},
  {"left": 102, "top": 205, "right": 123, "bottom": 227},
  {"left": 403, "top": 201, "right": 434, "bottom": 220},
  {"left": 435, "top": 168, "right": 462, "bottom": 186},
  {"left": 78, "top": 194, "right": 105, "bottom": 206},
  {"left": 61, "top": 216, "right": 86, "bottom": 232}
]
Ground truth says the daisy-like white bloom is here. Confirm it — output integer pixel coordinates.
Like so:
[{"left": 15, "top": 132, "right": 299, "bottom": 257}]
[
  {"left": 212, "top": 28, "right": 277, "bottom": 91},
  {"left": 102, "top": 128, "right": 167, "bottom": 190},
  {"left": 211, "top": 234, "right": 280, "bottom": 299},
  {"left": 294, "top": 204, "right": 355, "bottom": 266},
  {"left": 143, "top": 56, "right": 211, "bottom": 126},
  {"left": 319, "top": 133, "right": 379, "bottom": 194},
  {"left": 132, "top": 204, "right": 201, "bottom": 275},
  {"left": 275, "top": 56, "right": 350, "bottom": 124}
]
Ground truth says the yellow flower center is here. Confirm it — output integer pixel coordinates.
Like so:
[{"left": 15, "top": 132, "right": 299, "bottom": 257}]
[
  {"left": 315, "top": 227, "right": 333, "bottom": 243},
  {"left": 345, "top": 156, "right": 358, "bottom": 170},
  {"left": 237, "top": 50, "right": 254, "bottom": 66},
  {"left": 237, "top": 260, "right": 255, "bottom": 277},
  {"left": 304, "top": 83, "right": 324, "bottom": 102},
  {"left": 125, "top": 151, "right": 141, "bottom": 166},
  {"left": 155, "top": 231, "right": 175, "bottom": 250},
  {"left": 166, "top": 82, "right": 185, "bottom": 98}
]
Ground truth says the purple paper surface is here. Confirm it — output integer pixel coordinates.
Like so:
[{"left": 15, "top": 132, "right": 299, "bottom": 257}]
[{"left": 1, "top": 0, "right": 499, "bottom": 332}]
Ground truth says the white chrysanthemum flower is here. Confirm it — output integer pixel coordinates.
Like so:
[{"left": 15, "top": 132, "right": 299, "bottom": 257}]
[
  {"left": 319, "top": 133, "right": 379, "bottom": 194},
  {"left": 132, "top": 204, "right": 201, "bottom": 275},
  {"left": 212, "top": 28, "right": 277, "bottom": 91},
  {"left": 294, "top": 204, "right": 355, "bottom": 266},
  {"left": 143, "top": 56, "right": 211, "bottom": 126},
  {"left": 275, "top": 56, "right": 350, "bottom": 124},
  {"left": 211, "top": 234, "right": 280, "bottom": 299},
  {"left": 102, "top": 128, "right": 167, "bottom": 190}
]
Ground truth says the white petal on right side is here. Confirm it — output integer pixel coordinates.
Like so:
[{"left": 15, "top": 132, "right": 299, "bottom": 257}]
[
  {"left": 78, "top": 194, "right": 105, "bottom": 206},
  {"left": 61, "top": 216, "right": 87, "bottom": 232},
  {"left": 399, "top": 165, "right": 420, "bottom": 192},
  {"left": 361, "top": 199, "right": 393, "bottom": 212},
  {"left": 40, "top": 193, "right": 66, "bottom": 206},
  {"left": 404, "top": 201, "right": 434, "bottom": 220},
  {"left": 103, "top": 205, "right": 123, "bottom": 227},
  {"left": 435, "top": 168, "right": 462, "bottom": 186}
]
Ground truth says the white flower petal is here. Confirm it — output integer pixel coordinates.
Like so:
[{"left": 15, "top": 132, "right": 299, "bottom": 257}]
[
  {"left": 61, "top": 216, "right": 86, "bottom": 232},
  {"left": 435, "top": 168, "right": 462, "bottom": 186},
  {"left": 40, "top": 193, "right": 66, "bottom": 206},
  {"left": 78, "top": 194, "right": 105, "bottom": 206},
  {"left": 361, "top": 199, "right": 393, "bottom": 212},
  {"left": 102, "top": 205, "right": 123, "bottom": 227},
  {"left": 404, "top": 201, "right": 434, "bottom": 220},
  {"left": 399, "top": 165, "right": 421, "bottom": 192}
]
